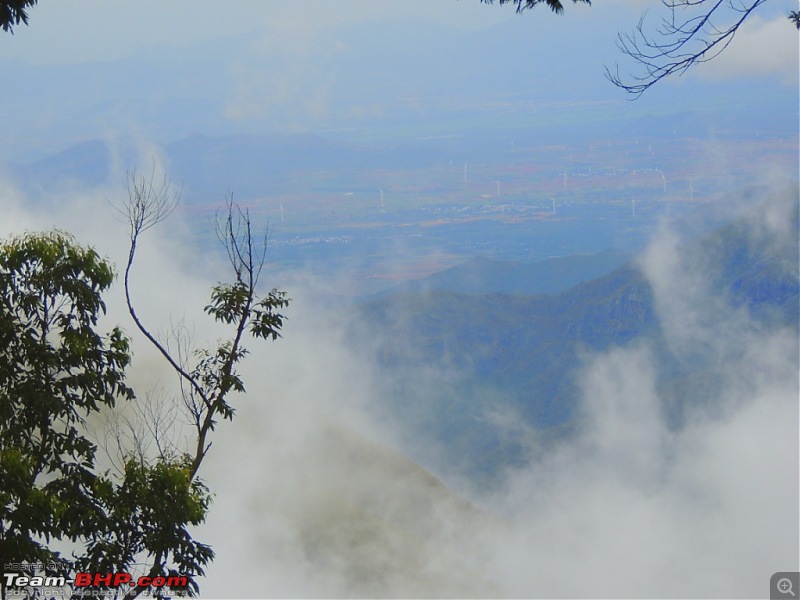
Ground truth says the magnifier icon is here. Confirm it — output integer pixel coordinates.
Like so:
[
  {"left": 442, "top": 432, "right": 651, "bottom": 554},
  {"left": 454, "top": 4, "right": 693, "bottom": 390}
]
[{"left": 778, "top": 578, "right": 796, "bottom": 597}]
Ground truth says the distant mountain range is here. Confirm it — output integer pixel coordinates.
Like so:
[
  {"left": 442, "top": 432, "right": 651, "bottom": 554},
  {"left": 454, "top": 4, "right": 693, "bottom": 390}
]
[
  {"left": 2, "top": 11, "right": 795, "bottom": 164},
  {"left": 6, "top": 104, "right": 794, "bottom": 204},
  {"left": 366, "top": 248, "right": 631, "bottom": 298},
  {"left": 351, "top": 186, "right": 799, "bottom": 485},
  {"left": 3, "top": 128, "right": 583, "bottom": 202}
]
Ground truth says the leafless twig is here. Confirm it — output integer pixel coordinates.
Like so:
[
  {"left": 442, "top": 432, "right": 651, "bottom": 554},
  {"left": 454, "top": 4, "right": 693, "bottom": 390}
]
[{"left": 605, "top": 0, "right": 769, "bottom": 97}]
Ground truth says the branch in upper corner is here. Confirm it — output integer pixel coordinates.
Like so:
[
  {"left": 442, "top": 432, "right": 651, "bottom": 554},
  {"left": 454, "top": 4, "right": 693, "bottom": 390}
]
[
  {"left": 478, "top": 0, "right": 590, "bottom": 16},
  {"left": 0, "top": 0, "right": 39, "bottom": 33},
  {"left": 605, "top": 0, "right": 774, "bottom": 97}
]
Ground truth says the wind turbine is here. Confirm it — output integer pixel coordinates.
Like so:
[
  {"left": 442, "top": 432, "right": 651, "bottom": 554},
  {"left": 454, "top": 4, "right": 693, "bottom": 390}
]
[
  {"left": 464, "top": 163, "right": 468, "bottom": 182},
  {"left": 379, "top": 188, "right": 384, "bottom": 209},
  {"left": 550, "top": 197, "right": 556, "bottom": 215},
  {"left": 689, "top": 182, "right": 694, "bottom": 201},
  {"left": 631, "top": 197, "right": 636, "bottom": 217},
  {"left": 495, "top": 180, "right": 500, "bottom": 197},
  {"left": 563, "top": 171, "right": 568, "bottom": 190},
  {"left": 280, "top": 204, "right": 284, "bottom": 223}
]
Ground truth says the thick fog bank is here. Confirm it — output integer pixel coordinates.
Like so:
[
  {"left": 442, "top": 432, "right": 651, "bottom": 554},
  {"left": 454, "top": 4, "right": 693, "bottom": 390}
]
[{"left": 1, "top": 174, "right": 797, "bottom": 598}]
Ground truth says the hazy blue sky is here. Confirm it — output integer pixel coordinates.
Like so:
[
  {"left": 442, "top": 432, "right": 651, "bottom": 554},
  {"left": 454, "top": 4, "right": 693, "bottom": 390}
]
[
  {"left": 0, "top": 1, "right": 796, "bottom": 160},
  {"left": 2, "top": 0, "right": 796, "bottom": 83}
]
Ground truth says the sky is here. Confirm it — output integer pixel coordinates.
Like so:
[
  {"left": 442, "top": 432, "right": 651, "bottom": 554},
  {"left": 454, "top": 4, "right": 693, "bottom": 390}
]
[
  {"left": 0, "top": 0, "right": 796, "bottom": 164},
  {"left": 1, "top": 1, "right": 796, "bottom": 94},
  {"left": 3, "top": 0, "right": 512, "bottom": 61},
  {"left": 1, "top": 0, "right": 795, "bottom": 68}
]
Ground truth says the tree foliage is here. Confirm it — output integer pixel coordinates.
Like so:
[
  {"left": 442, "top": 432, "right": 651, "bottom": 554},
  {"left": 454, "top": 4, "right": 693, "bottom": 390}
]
[
  {"left": 0, "top": 0, "right": 37, "bottom": 33},
  {"left": 0, "top": 231, "right": 134, "bottom": 597},
  {"left": 0, "top": 176, "right": 289, "bottom": 600},
  {"left": 479, "top": 0, "right": 589, "bottom": 15}
]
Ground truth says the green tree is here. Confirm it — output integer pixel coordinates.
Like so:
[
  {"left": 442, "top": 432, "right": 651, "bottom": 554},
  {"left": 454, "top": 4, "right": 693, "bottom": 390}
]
[
  {"left": 0, "top": 230, "right": 134, "bottom": 597},
  {"left": 0, "top": 178, "right": 288, "bottom": 600}
]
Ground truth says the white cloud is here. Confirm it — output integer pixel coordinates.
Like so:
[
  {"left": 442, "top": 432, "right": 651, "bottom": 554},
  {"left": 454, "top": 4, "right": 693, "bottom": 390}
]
[
  {"left": 1, "top": 155, "right": 797, "bottom": 598},
  {"left": 695, "top": 14, "right": 800, "bottom": 84},
  {"left": 198, "top": 184, "right": 800, "bottom": 598}
]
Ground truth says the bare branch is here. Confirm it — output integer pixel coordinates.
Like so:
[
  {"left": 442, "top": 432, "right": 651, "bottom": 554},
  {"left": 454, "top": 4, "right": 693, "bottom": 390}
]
[
  {"left": 115, "top": 164, "right": 181, "bottom": 237},
  {"left": 215, "top": 194, "right": 270, "bottom": 291},
  {"left": 121, "top": 171, "right": 213, "bottom": 414},
  {"left": 118, "top": 174, "right": 287, "bottom": 597},
  {"left": 605, "top": 0, "right": 770, "bottom": 97}
]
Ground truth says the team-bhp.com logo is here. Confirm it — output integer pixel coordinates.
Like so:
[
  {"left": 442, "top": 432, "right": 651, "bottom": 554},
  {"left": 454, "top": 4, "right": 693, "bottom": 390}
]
[
  {"left": 3, "top": 571, "right": 188, "bottom": 596},
  {"left": 74, "top": 573, "right": 187, "bottom": 589}
]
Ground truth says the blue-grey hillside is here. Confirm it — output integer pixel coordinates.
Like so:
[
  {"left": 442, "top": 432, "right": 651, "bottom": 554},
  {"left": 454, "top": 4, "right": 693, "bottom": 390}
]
[
  {"left": 352, "top": 186, "right": 799, "bottom": 485},
  {"left": 367, "top": 248, "right": 630, "bottom": 298}
]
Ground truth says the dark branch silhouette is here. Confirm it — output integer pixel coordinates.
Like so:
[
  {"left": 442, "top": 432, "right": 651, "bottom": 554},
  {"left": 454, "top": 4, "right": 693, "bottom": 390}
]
[
  {"left": 605, "top": 0, "right": 771, "bottom": 97},
  {"left": 0, "top": 0, "right": 37, "bottom": 33},
  {"left": 479, "top": 0, "right": 590, "bottom": 16}
]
